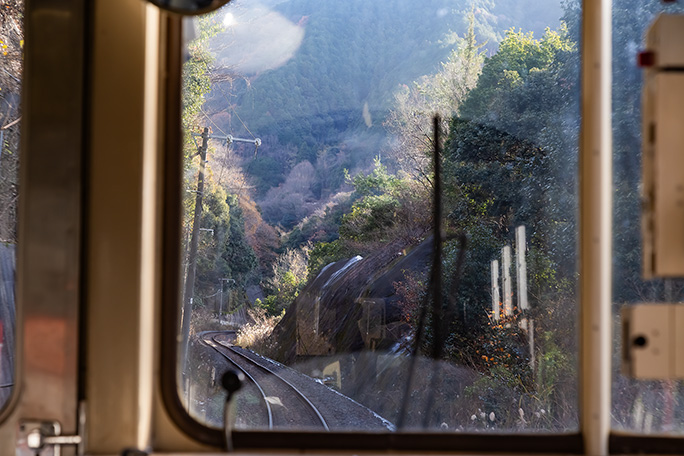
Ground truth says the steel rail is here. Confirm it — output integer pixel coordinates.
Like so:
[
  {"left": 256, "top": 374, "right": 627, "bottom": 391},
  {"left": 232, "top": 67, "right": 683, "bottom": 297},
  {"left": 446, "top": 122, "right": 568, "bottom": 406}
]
[
  {"left": 212, "top": 335, "right": 330, "bottom": 431},
  {"left": 200, "top": 334, "right": 274, "bottom": 430}
]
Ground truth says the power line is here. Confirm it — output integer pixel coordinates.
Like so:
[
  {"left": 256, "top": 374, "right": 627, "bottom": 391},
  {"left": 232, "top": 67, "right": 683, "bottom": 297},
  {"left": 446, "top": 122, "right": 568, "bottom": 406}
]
[
  {"left": 214, "top": 81, "right": 257, "bottom": 140},
  {"left": 231, "top": 106, "right": 256, "bottom": 140},
  {"left": 197, "top": 71, "right": 262, "bottom": 199},
  {"left": 200, "top": 108, "right": 228, "bottom": 136}
]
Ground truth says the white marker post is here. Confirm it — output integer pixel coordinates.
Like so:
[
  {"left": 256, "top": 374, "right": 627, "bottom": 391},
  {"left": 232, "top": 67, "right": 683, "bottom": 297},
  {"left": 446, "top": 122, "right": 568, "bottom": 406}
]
[
  {"left": 491, "top": 259, "right": 500, "bottom": 321},
  {"left": 515, "top": 225, "right": 534, "bottom": 371},
  {"left": 502, "top": 246, "right": 513, "bottom": 316},
  {"left": 516, "top": 226, "right": 528, "bottom": 311}
]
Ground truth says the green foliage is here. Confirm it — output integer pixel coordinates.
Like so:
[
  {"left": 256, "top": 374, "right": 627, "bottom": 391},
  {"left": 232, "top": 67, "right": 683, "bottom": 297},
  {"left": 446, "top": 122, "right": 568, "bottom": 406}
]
[
  {"left": 346, "top": 157, "right": 400, "bottom": 198},
  {"left": 194, "top": 187, "right": 258, "bottom": 310},
  {"left": 284, "top": 199, "right": 350, "bottom": 250},
  {"left": 382, "top": 20, "right": 580, "bottom": 429},
  {"left": 337, "top": 158, "right": 430, "bottom": 245},
  {"left": 340, "top": 159, "right": 403, "bottom": 242},
  {"left": 195, "top": 186, "right": 231, "bottom": 291},
  {"left": 182, "top": 13, "right": 223, "bottom": 136},
  {"left": 257, "top": 295, "right": 281, "bottom": 317},
  {"left": 339, "top": 194, "right": 400, "bottom": 242},
  {"left": 417, "top": 11, "right": 486, "bottom": 116},
  {"left": 225, "top": 195, "right": 259, "bottom": 283},
  {"left": 182, "top": 49, "right": 212, "bottom": 131},
  {"left": 444, "top": 118, "right": 549, "bottom": 228},
  {"left": 307, "top": 240, "right": 348, "bottom": 281},
  {"left": 461, "top": 319, "right": 574, "bottom": 429},
  {"left": 291, "top": 26, "right": 580, "bottom": 418},
  {"left": 262, "top": 274, "right": 300, "bottom": 316},
  {"left": 261, "top": 248, "right": 309, "bottom": 316},
  {"left": 461, "top": 26, "right": 575, "bottom": 125},
  {"left": 535, "top": 330, "right": 571, "bottom": 401}
]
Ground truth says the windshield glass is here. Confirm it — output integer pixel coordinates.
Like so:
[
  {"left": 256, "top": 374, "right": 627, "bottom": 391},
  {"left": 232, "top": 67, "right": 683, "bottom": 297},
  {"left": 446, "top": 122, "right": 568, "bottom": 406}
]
[
  {"left": 0, "top": 0, "right": 22, "bottom": 411},
  {"left": 612, "top": 1, "right": 684, "bottom": 435},
  {"left": 177, "top": 0, "right": 579, "bottom": 433}
]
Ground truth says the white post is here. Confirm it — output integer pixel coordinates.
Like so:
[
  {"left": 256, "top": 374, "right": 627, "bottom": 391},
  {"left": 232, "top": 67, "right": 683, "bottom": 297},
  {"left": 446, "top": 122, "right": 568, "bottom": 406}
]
[
  {"left": 516, "top": 225, "right": 528, "bottom": 311},
  {"left": 502, "top": 246, "right": 513, "bottom": 316},
  {"left": 529, "top": 318, "right": 535, "bottom": 372},
  {"left": 491, "top": 259, "right": 500, "bottom": 321}
]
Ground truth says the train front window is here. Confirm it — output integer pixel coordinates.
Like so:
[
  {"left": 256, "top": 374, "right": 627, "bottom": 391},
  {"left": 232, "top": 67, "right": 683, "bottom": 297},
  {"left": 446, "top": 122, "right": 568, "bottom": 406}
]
[
  {"left": 0, "top": 0, "right": 21, "bottom": 412},
  {"left": 175, "top": 0, "right": 580, "bottom": 435}
]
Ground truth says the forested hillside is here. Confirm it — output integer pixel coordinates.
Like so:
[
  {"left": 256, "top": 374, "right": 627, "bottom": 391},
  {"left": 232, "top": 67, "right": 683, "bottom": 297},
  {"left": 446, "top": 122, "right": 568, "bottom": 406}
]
[
  {"left": 201, "top": 0, "right": 563, "bottom": 230},
  {"left": 182, "top": 0, "right": 582, "bottom": 430}
]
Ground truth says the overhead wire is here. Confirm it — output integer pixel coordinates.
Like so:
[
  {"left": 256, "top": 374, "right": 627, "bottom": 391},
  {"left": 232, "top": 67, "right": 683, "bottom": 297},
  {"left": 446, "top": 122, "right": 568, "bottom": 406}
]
[
  {"left": 200, "top": 107, "right": 233, "bottom": 185},
  {"left": 206, "top": 74, "right": 261, "bottom": 198},
  {"left": 187, "top": 69, "right": 259, "bottom": 232},
  {"left": 201, "top": 107, "right": 228, "bottom": 136},
  {"left": 214, "top": 79, "right": 257, "bottom": 140},
  {"left": 231, "top": 106, "right": 256, "bottom": 140}
]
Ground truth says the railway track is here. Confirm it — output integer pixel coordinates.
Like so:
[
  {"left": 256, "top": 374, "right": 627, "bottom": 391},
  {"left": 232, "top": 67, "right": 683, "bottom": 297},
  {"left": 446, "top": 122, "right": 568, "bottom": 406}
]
[{"left": 202, "top": 332, "right": 330, "bottom": 431}]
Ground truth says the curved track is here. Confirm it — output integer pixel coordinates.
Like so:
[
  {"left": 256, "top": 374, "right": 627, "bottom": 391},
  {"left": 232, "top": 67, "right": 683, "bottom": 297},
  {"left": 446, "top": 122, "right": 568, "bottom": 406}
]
[{"left": 202, "top": 332, "right": 329, "bottom": 431}]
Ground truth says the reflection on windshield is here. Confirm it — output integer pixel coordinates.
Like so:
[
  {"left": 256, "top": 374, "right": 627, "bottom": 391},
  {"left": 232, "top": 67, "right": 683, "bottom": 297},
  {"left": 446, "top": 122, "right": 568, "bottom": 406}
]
[
  {"left": 179, "top": 0, "right": 579, "bottom": 432},
  {"left": 611, "top": 1, "right": 684, "bottom": 435}
]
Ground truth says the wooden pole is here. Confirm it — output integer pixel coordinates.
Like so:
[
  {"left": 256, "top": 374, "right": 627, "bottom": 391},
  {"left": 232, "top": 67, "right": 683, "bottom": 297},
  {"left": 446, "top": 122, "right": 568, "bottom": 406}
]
[{"left": 180, "top": 127, "right": 209, "bottom": 378}]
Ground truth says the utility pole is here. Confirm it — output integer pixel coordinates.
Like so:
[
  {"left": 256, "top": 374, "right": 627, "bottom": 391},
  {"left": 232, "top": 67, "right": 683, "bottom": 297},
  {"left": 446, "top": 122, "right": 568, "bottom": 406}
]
[
  {"left": 180, "top": 127, "right": 209, "bottom": 378},
  {"left": 219, "top": 278, "right": 235, "bottom": 326},
  {"left": 179, "top": 128, "right": 260, "bottom": 378},
  {"left": 219, "top": 283, "right": 223, "bottom": 325}
]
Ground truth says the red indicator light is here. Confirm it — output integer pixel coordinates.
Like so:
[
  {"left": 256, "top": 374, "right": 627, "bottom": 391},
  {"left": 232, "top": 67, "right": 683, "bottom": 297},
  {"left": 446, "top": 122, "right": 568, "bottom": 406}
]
[{"left": 638, "top": 50, "right": 656, "bottom": 68}]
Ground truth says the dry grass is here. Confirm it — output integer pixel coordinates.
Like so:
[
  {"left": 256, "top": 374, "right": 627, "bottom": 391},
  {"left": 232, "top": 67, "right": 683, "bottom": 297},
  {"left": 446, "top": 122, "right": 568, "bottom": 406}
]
[{"left": 234, "top": 308, "right": 283, "bottom": 357}]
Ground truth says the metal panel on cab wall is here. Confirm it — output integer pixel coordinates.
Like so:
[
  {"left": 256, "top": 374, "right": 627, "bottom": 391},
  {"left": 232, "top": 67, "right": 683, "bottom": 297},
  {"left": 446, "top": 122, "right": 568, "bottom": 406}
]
[
  {"left": 643, "top": 72, "right": 684, "bottom": 277},
  {"left": 641, "top": 14, "right": 684, "bottom": 278},
  {"left": 623, "top": 303, "right": 684, "bottom": 379},
  {"left": 9, "top": 0, "right": 86, "bottom": 455}
]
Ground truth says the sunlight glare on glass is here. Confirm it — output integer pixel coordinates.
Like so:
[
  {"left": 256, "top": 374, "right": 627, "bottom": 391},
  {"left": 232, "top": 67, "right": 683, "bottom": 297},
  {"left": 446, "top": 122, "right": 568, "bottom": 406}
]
[{"left": 223, "top": 12, "right": 235, "bottom": 27}]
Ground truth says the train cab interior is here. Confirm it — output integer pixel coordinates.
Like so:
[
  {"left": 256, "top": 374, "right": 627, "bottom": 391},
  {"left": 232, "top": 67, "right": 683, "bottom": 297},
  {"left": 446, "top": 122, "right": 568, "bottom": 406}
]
[{"left": 1, "top": 0, "right": 684, "bottom": 454}]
